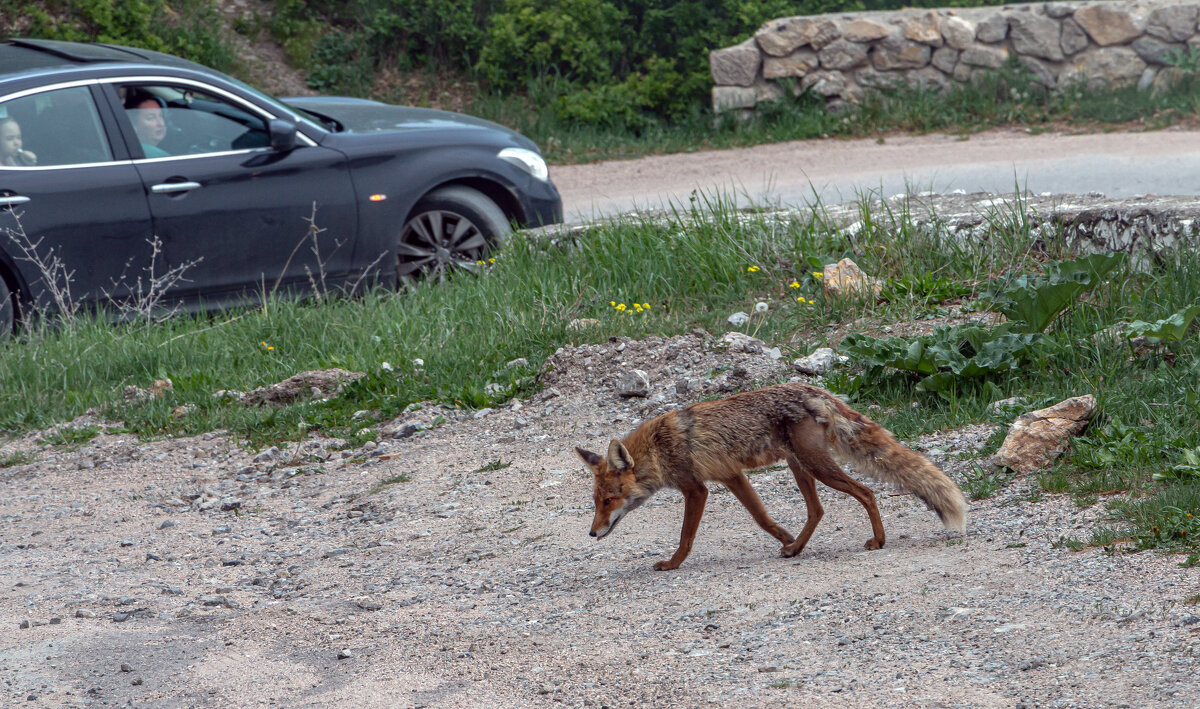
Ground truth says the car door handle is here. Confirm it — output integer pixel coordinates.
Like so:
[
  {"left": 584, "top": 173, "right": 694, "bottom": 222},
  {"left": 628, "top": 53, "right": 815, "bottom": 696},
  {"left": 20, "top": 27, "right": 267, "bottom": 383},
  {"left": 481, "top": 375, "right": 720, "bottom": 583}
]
[
  {"left": 0, "top": 195, "right": 30, "bottom": 207},
  {"left": 150, "top": 181, "right": 202, "bottom": 194}
]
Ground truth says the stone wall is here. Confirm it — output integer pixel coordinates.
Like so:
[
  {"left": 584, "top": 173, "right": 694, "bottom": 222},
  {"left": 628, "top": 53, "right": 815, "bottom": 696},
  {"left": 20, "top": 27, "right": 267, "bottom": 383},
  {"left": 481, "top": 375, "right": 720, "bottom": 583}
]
[{"left": 710, "top": 0, "right": 1199, "bottom": 113}]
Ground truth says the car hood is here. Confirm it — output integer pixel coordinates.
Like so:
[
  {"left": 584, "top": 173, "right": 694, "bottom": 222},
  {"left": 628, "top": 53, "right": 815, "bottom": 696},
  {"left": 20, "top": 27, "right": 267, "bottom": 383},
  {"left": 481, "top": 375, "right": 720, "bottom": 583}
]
[{"left": 283, "top": 96, "right": 527, "bottom": 141}]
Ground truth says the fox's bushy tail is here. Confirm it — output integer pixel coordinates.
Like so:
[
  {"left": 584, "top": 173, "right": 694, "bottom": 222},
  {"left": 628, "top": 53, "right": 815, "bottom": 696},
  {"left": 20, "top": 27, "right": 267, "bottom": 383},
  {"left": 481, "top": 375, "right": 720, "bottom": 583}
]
[{"left": 814, "top": 394, "right": 967, "bottom": 533}]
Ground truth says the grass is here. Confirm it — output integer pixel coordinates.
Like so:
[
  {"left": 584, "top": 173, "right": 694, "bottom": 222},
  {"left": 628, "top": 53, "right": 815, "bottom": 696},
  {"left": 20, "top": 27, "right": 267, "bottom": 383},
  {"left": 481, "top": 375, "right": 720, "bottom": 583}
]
[
  {"left": 454, "top": 59, "right": 1200, "bottom": 165},
  {"left": 1, "top": 189, "right": 1198, "bottom": 554}
]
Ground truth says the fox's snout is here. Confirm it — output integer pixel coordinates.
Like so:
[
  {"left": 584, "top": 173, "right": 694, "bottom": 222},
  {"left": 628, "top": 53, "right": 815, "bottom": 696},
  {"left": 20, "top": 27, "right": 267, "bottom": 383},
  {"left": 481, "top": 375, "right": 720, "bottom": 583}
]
[{"left": 588, "top": 529, "right": 597, "bottom": 537}]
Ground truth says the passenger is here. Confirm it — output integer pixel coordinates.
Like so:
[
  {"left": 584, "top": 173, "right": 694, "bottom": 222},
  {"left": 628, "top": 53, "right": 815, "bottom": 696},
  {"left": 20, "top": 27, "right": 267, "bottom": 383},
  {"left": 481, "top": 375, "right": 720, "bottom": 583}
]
[
  {"left": 0, "top": 117, "right": 37, "bottom": 166},
  {"left": 123, "top": 91, "right": 170, "bottom": 158}
]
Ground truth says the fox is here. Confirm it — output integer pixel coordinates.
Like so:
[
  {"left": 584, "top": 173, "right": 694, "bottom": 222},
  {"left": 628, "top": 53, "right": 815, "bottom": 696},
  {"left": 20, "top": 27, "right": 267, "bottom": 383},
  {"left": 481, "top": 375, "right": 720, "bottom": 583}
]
[{"left": 575, "top": 381, "right": 966, "bottom": 570}]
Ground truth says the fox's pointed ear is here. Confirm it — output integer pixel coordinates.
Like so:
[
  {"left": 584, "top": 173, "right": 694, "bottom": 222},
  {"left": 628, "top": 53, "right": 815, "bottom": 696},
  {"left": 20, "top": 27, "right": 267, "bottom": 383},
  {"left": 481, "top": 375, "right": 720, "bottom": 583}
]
[
  {"left": 575, "top": 446, "right": 602, "bottom": 467},
  {"left": 606, "top": 440, "right": 634, "bottom": 471}
]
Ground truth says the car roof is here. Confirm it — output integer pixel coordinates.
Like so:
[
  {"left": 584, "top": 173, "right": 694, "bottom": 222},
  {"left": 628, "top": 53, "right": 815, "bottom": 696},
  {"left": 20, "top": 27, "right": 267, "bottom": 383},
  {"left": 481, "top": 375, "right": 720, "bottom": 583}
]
[{"left": 1, "top": 39, "right": 211, "bottom": 79}]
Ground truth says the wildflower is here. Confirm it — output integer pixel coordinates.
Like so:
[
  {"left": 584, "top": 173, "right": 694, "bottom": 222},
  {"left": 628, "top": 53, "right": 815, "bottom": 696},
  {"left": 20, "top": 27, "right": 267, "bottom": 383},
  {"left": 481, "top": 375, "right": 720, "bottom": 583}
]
[
  {"left": 617, "top": 303, "right": 626, "bottom": 311},
  {"left": 789, "top": 281, "right": 800, "bottom": 289},
  {"left": 642, "top": 303, "right": 650, "bottom": 309},
  {"left": 413, "top": 358, "right": 424, "bottom": 368},
  {"left": 747, "top": 266, "right": 759, "bottom": 272},
  {"left": 812, "top": 271, "right": 824, "bottom": 278},
  {"left": 489, "top": 257, "right": 496, "bottom": 264},
  {"left": 635, "top": 304, "right": 644, "bottom": 313},
  {"left": 476, "top": 260, "right": 485, "bottom": 265},
  {"left": 610, "top": 301, "right": 616, "bottom": 307},
  {"left": 381, "top": 362, "right": 394, "bottom": 372},
  {"left": 755, "top": 302, "right": 769, "bottom": 314}
]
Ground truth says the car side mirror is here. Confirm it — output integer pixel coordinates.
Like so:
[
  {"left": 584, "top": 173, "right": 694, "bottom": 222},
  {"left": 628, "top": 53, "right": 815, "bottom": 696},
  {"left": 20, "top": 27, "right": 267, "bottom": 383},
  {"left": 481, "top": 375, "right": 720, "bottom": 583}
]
[{"left": 268, "top": 119, "right": 298, "bottom": 152}]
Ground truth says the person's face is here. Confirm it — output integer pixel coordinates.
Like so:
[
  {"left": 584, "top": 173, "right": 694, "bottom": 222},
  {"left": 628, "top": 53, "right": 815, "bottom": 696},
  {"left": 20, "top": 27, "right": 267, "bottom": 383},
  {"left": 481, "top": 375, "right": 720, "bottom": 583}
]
[
  {"left": 0, "top": 121, "right": 22, "bottom": 158},
  {"left": 131, "top": 100, "right": 165, "bottom": 146}
]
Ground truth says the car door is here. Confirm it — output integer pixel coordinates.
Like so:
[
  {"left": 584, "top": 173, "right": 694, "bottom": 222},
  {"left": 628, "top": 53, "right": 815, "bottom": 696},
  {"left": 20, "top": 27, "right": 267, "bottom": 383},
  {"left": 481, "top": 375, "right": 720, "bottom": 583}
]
[
  {"left": 0, "top": 83, "right": 154, "bottom": 316},
  {"left": 105, "top": 80, "right": 358, "bottom": 307}
]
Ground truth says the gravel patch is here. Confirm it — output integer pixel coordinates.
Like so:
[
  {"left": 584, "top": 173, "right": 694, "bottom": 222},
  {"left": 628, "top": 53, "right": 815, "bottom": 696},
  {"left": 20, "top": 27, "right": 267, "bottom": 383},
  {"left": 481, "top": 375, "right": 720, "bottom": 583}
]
[{"left": 1, "top": 329, "right": 1196, "bottom": 707}]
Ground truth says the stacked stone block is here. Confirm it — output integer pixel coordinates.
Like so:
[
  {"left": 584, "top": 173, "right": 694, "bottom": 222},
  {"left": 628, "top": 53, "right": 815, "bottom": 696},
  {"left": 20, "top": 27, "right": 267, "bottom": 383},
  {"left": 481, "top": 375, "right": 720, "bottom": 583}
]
[{"left": 711, "top": 0, "right": 1200, "bottom": 114}]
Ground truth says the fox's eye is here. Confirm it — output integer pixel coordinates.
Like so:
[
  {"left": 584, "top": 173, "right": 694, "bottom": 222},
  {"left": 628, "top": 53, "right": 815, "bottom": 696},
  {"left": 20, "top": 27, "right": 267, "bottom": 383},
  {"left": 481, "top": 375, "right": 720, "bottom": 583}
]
[{"left": 603, "top": 497, "right": 615, "bottom": 505}]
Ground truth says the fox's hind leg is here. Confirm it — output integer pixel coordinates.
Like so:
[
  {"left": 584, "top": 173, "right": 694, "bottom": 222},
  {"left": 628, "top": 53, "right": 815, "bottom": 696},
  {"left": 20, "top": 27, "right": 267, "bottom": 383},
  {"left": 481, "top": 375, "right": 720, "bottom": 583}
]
[
  {"left": 721, "top": 472, "right": 794, "bottom": 551},
  {"left": 789, "top": 419, "right": 886, "bottom": 551},
  {"left": 780, "top": 456, "right": 823, "bottom": 558}
]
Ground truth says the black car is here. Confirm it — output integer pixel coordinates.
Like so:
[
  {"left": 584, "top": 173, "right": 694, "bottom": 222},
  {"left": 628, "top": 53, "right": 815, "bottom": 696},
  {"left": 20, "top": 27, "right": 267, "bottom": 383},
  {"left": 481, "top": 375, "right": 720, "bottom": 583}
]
[{"left": 0, "top": 38, "right": 561, "bottom": 332}]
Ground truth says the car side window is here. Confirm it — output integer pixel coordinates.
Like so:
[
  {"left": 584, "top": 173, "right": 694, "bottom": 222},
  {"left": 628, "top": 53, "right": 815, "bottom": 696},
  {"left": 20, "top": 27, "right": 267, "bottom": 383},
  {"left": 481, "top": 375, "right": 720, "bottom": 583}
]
[
  {"left": 119, "top": 84, "right": 271, "bottom": 158},
  {"left": 0, "top": 86, "right": 113, "bottom": 167}
]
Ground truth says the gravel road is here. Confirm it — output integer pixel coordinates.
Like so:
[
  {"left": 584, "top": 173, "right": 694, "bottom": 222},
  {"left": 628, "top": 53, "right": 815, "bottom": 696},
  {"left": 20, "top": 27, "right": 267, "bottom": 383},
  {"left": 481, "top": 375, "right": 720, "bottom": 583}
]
[
  {"left": 551, "top": 127, "right": 1200, "bottom": 223},
  {"left": 2, "top": 326, "right": 1197, "bottom": 708}
]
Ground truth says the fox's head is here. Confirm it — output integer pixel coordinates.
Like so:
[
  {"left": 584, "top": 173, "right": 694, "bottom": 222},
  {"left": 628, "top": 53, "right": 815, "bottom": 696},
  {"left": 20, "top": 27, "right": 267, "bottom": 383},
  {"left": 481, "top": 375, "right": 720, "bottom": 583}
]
[{"left": 575, "top": 440, "right": 651, "bottom": 539}]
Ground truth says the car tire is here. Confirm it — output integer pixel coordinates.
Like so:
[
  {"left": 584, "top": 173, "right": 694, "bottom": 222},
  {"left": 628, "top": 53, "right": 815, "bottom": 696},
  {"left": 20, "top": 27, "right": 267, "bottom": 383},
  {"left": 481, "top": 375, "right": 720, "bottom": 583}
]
[
  {"left": 396, "top": 186, "right": 511, "bottom": 282},
  {"left": 0, "top": 277, "right": 13, "bottom": 338}
]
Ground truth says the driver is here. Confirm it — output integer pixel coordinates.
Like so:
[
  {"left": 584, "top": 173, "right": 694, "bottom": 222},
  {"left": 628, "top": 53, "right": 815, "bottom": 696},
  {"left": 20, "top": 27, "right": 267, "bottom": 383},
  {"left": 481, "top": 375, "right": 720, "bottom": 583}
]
[{"left": 124, "top": 90, "right": 170, "bottom": 158}]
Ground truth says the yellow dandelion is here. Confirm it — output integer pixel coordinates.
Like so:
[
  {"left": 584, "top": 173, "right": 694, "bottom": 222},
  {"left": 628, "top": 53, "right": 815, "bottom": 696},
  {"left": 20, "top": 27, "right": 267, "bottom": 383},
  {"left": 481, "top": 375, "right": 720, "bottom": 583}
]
[
  {"left": 260, "top": 341, "right": 266, "bottom": 347},
  {"left": 789, "top": 281, "right": 800, "bottom": 289},
  {"left": 268, "top": 346, "right": 275, "bottom": 351}
]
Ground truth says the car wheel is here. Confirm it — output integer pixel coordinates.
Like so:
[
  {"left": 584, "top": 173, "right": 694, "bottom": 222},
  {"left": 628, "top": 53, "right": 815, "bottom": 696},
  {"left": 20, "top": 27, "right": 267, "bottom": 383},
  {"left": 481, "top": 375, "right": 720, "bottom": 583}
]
[
  {"left": 396, "top": 186, "right": 511, "bottom": 281},
  {"left": 0, "top": 278, "right": 13, "bottom": 338}
]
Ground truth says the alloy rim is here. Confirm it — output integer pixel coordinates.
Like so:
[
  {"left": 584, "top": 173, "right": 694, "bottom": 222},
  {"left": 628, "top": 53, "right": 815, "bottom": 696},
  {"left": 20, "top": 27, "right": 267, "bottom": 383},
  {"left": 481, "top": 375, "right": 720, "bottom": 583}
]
[{"left": 396, "top": 210, "right": 489, "bottom": 279}]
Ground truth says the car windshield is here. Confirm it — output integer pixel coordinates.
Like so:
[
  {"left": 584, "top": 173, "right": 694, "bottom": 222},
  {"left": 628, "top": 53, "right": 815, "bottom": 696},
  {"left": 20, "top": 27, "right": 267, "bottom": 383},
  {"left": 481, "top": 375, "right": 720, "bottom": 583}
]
[{"left": 222, "top": 76, "right": 326, "bottom": 134}]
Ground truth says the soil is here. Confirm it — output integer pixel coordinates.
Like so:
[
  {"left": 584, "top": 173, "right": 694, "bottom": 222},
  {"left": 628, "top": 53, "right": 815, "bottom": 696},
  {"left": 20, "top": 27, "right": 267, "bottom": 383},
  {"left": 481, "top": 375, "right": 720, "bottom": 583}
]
[{"left": 2, "top": 321, "right": 1198, "bottom": 708}]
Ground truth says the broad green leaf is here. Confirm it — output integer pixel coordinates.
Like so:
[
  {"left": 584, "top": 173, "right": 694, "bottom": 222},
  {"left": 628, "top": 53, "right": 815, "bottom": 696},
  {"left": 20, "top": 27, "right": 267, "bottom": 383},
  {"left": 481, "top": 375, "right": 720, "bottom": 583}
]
[{"left": 1125, "top": 304, "right": 1200, "bottom": 344}]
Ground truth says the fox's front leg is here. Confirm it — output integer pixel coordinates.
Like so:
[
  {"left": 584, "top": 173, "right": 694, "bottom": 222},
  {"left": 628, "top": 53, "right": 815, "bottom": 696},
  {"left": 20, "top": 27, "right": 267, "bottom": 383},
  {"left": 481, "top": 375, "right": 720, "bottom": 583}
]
[{"left": 655, "top": 484, "right": 708, "bottom": 571}]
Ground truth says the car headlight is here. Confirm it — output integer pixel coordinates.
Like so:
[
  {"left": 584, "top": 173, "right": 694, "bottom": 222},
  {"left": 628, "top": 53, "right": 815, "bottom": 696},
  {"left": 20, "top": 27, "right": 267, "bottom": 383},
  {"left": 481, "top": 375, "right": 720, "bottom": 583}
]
[{"left": 498, "top": 147, "right": 549, "bottom": 182}]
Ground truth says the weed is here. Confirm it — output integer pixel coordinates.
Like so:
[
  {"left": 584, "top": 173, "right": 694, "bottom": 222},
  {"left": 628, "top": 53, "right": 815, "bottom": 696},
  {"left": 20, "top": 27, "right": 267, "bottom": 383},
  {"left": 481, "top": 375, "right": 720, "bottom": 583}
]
[
  {"left": 0, "top": 450, "right": 36, "bottom": 468},
  {"left": 39, "top": 426, "right": 101, "bottom": 449},
  {"left": 369, "top": 473, "right": 411, "bottom": 494},
  {"left": 961, "top": 464, "right": 1011, "bottom": 500},
  {"left": 477, "top": 459, "right": 512, "bottom": 472}
]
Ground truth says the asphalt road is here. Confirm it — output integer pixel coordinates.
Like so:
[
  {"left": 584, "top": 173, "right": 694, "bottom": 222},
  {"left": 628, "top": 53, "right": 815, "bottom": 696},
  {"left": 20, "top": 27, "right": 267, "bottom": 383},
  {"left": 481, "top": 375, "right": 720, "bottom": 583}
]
[{"left": 550, "top": 127, "right": 1200, "bottom": 223}]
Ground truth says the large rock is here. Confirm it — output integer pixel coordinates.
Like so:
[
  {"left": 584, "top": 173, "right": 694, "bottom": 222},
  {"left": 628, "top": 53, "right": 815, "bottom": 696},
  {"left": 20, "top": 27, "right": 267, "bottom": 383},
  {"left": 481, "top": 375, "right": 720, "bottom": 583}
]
[
  {"left": 763, "top": 49, "right": 819, "bottom": 79},
  {"left": 991, "top": 395, "right": 1097, "bottom": 474},
  {"left": 1019, "top": 55, "right": 1058, "bottom": 87},
  {"left": 904, "top": 10, "right": 943, "bottom": 47},
  {"left": 819, "top": 38, "right": 869, "bottom": 70},
  {"left": 871, "top": 32, "right": 932, "bottom": 70},
  {"left": 802, "top": 70, "right": 852, "bottom": 98},
  {"left": 843, "top": 18, "right": 890, "bottom": 43},
  {"left": 821, "top": 257, "right": 882, "bottom": 298},
  {"left": 1073, "top": 5, "right": 1144, "bottom": 46},
  {"left": 712, "top": 86, "right": 757, "bottom": 112},
  {"left": 792, "top": 347, "right": 844, "bottom": 375},
  {"left": 1060, "top": 18, "right": 1091, "bottom": 56},
  {"left": 976, "top": 13, "right": 1009, "bottom": 43},
  {"left": 932, "top": 46, "right": 960, "bottom": 74},
  {"left": 1009, "top": 13, "right": 1065, "bottom": 61},
  {"left": 1132, "top": 36, "right": 1181, "bottom": 65},
  {"left": 710, "top": 39, "right": 760, "bottom": 86},
  {"left": 1145, "top": 4, "right": 1198, "bottom": 43},
  {"left": 1060, "top": 47, "right": 1147, "bottom": 89},
  {"left": 942, "top": 16, "right": 976, "bottom": 50},
  {"left": 755, "top": 17, "right": 839, "bottom": 56},
  {"left": 615, "top": 369, "right": 651, "bottom": 398},
  {"left": 960, "top": 44, "right": 1008, "bottom": 68}
]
